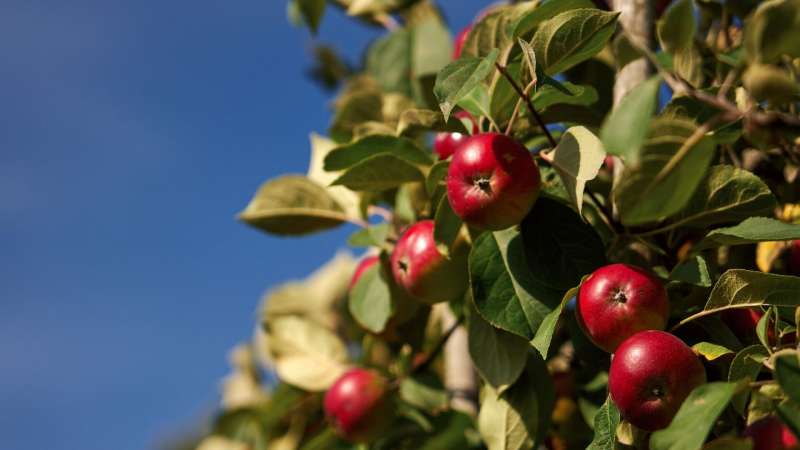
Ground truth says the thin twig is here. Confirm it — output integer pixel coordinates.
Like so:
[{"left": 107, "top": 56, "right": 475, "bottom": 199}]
[
  {"left": 506, "top": 97, "right": 525, "bottom": 136},
  {"left": 368, "top": 205, "right": 393, "bottom": 221},
  {"left": 412, "top": 314, "right": 465, "bottom": 374},
  {"left": 494, "top": 61, "right": 557, "bottom": 148},
  {"left": 748, "top": 380, "right": 777, "bottom": 389}
]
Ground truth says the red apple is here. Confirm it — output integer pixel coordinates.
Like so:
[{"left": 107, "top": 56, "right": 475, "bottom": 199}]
[
  {"left": 742, "top": 416, "right": 799, "bottom": 450},
  {"left": 433, "top": 111, "right": 478, "bottom": 160},
  {"left": 791, "top": 240, "right": 800, "bottom": 277},
  {"left": 323, "top": 369, "right": 395, "bottom": 443},
  {"left": 576, "top": 264, "right": 669, "bottom": 353},
  {"left": 446, "top": 133, "right": 540, "bottom": 231},
  {"left": 350, "top": 256, "right": 379, "bottom": 291},
  {"left": 452, "top": 25, "right": 471, "bottom": 60},
  {"left": 391, "top": 220, "right": 469, "bottom": 304},
  {"left": 609, "top": 330, "right": 706, "bottom": 432}
]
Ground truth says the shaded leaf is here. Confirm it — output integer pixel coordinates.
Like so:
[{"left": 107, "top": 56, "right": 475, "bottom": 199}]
[
  {"left": 775, "top": 351, "right": 800, "bottom": 406},
  {"left": 330, "top": 154, "right": 424, "bottom": 192},
  {"left": 532, "top": 9, "right": 620, "bottom": 76},
  {"left": 434, "top": 49, "right": 499, "bottom": 121},
  {"left": 600, "top": 76, "right": 661, "bottom": 164},
  {"left": 671, "top": 165, "right": 777, "bottom": 230},
  {"left": 728, "top": 345, "right": 768, "bottom": 415},
  {"left": 238, "top": 175, "right": 348, "bottom": 236},
  {"left": 397, "top": 109, "right": 469, "bottom": 137},
  {"left": 457, "top": 83, "right": 491, "bottom": 118},
  {"left": 546, "top": 126, "right": 606, "bottom": 216},
  {"left": 426, "top": 160, "right": 450, "bottom": 196},
  {"left": 532, "top": 83, "right": 596, "bottom": 110},
  {"left": 433, "top": 194, "right": 462, "bottom": 257},
  {"left": 743, "top": 0, "right": 800, "bottom": 64},
  {"left": 470, "top": 229, "right": 563, "bottom": 340},
  {"left": 468, "top": 304, "right": 529, "bottom": 394},
  {"left": 399, "top": 372, "right": 449, "bottom": 413},
  {"left": 349, "top": 263, "right": 393, "bottom": 333},
  {"left": 477, "top": 354, "right": 555, "bottom": 450},
  {"left": 657, "top": 0, "right": 695, "bottom": 55},
  {"left": 671, "top": 255, "right": 712, "bottom": 287},
  {"left": 520, "top": 197, "right": 607, "bottom": 291},
  {"left": 532, "top": 278, "right": 585, "bottom": 359},
  {"left": 614, "top": 116, "right": 716, "bottom": 225},
  {"left": 324, "top": 135, "right": 432, "bottom": 171},
  {"left": 347, "top": 222, "right": 390, "bottom": 247},
  {"left": 329, "top": 90, "right": 383, "bottom": 143},
  {"left": 507, "top": 0, "right": 594, "bottom": 40},
  {"left": 297, "top": 0, "right": 327, "bottom": 34},
  {"left": 691, "top": 218, "right": 800, "bottom": 252},
  {"left": 705, "top": 270, "right": 800, "bottom": 313}
]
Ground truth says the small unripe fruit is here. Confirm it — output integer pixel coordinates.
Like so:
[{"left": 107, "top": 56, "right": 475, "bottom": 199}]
[
  {"left": 741, "top": 416, "right": 799, "bottom": 450},
  {"left": 609, "top": 331, "right": 706, "bottom": 432},
  {"left": 576, "top": 264, "right": 669, "bottom": 353},
  {"left": 323, "top": 369, "right": 395, "bottom": 444},
  {"left": 452, "top": 25, "right": 471, "bottom": 60},
  {"left": 446, "top": 133, "right": 540, "bottom": 231},
  {"left": 391, "top": 220, "right": 469, "bottom": 304},
  {"left": 433, "top": 112, "right": 478, "bottom": 160}
]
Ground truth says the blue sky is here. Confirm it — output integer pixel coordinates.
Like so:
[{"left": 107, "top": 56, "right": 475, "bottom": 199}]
[{"left": 0, "top": 0, "right": 490, "bottom": 448}]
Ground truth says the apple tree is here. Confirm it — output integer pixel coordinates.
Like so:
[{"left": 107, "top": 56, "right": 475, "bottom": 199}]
[{"left": 191, "top": 0, "right": 800, "bottom": 449}]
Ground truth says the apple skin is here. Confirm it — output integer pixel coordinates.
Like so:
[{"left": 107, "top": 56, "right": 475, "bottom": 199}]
[
  {"left": 446, "top": 133, "right": 540, "bottom": 231},
  {"left": 742, "top": 416, "right": 799, "bottom": 450},
  {"left": 576, "top": 264, "right": 670, "bottom": 354},
  {"left": 350, "top": 256, "right": 379, "bottom": 291},
  {"left": 452, "top": 25, "right": 471, "bottom": 60},
  {"left": 609, "top": 330, "right": 706, "bottom": 432},
  {"left": 391, "top": 220, "right": 469, "bottom": 304},
  {"left": 433, "top": 111, "right": 479, "bottom": 160},
  {"left": 323, "top": 369, "right": 395, "bottom": 443}
]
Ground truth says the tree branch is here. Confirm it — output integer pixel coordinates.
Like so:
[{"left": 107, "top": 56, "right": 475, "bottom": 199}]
[{"left": 494, "top": 61, "right": 557, "bottom": 148}]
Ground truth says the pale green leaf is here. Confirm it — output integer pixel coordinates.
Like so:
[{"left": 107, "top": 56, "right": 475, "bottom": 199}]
[
  {"left": 693, "top": 342, "right": 734, "bottom": 362},
  {"left": 547, "top": 126, "right": 606, "bottom": 216},
  {"left": 330, "top": 154, "right": 424, "bottom": 192},
  {"left": 434, "top": 49, "right": 499, "bottom": 121},
  {"left": 599, "top": 76, "right": 662, "bottom": 164},
  {"left": 433, "top": 195, "right": 462, "bottom": 257},
  {"left": 349, "top": 263, "right": 393, "bottom": 333},
  {"left": 691, "top": 218, "right": 800, "bottom": 252},
  {"left": 324, "top": 135, "right": 433, "bottom": 171},
  {"left": 507, "top": 0, "right": 594, "bottom": 40}
]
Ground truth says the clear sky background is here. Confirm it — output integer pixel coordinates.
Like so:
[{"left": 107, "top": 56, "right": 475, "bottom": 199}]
[{"left": 0, "top": 0, "right": 491, "bottom": 448}]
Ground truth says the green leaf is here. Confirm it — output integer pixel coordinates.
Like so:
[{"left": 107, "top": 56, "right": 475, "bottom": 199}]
[
  {"left": 470, "top": 229, "right": 563, "bottom": 340},
  {"left": 743, "top": 0, "right": 800, "bottom": 63},
  {"left": 329, "top": 90, "right": 383, "bottom": 143},
  {"left": 399, "top": 372, "right": 449, "bottom": 414},
  {"left": 307, "top": 133, "right": 361, "bottom": 218},
  {"left": 728, "top": 345, "right": 768, "bottom": 415},
  {"left": 532, "top": 279, "right": 585, "bottom": 359},
  {"left": 599, "top": 76, "right": 661, "bottom": 164},
  {"left": 367, "top": 28, "right": 413, "bottom": 96},
  {"left": 457, "top": 83, "right": 491, "bottom": 118},
  {"left": 775, "top": 351, "right": 800, "bottom": 406},
  {"left": 657, "top": 0, "right": 695, "bottom": 55},
  {"left": 692, "top": 218, "right": 800, "bottom": 252},
  {"left": 434, "top": 48, "right": 499, "bottom": 121},
  {"left": 238, "top": 175, "right": 348, "bottom": 236},
  {"left": 264, "top": 316, "right": 349, "bottom": 391},
  {"left": 650, "top": 382, "right": 738, "bottom": 450},
  {"left": 693, "top": 342, "right": 734, "bottom": 362},
  {"left": 661, "top": 88, "right": 742, "bottom": 144},
  {"left": 518, "top": 38, "right": 537, "bottom": 83},
  {"left": 756, "top": 309, "right": 772, "bottom": 349},
  {"left": 614, "top": 116, "right": 716, "bottom": 225},
  {"left": 349, "top": 263, "right": 393, "bottom": 333},
  {"left": 324, "top": 135, "right": 433, "bottom": 171},
  {"left": 461, "top": 4, "right": 537, "bottom": 59},
  {"left": 507, "top": 0, "right": 594, "bottom": 40},
  {"left": 426, "top": 160, "right": 450, "bottom": 196},
  {"left": 705, "top": 270, "right": 800, "bottom": 314},
  {"left": 671, "top": 165, "right": 777, "bottom": 230},
  {"left": 546, "top": 126, "right": 606, "bottom": 216},
  {"left": 588, "top": 397, "right": 620, "bottom": 450},
  {"left": 433, "top": 195, "right": 463, "bottom": 257},
  {"left": 613, "top": 33, "right": 640, "bottom": 71},
  {"left": 347, "top": 222, "right": 390, "bottom": 247},
  {"left": 671, "top": 255, "right": 712, "bottom": 287},
  {"left": 520, "top": 197, "right": 606, "bottom": 291},
  {"left": 396, "top": 109, "right": 470, "bottom": 137},
  {"left": 477, "top": 354, "right": 555, "bottom": 450},
  {"left": 674, "top": 43, "right": 704, "bottom": 88},
  {"left": 776, "top": 403, "right": 800, "bottom": 439},
  {"left": 532, "top": 83, "right": 597, "bottom": 110},
  {"left": 532, "top": 9, "right": 620, "bottom": 76},
  {"left": 742, "top": 63, "right": 800, "bottom": 105},
  {"left": 468, "top": 304, "right": 529, "bottom": 394},
  {"left": 297, "top": 0, "right": 327, "bottom": 34},
  {"left": 330, "top": 154, "right": 424, "bottom": 192}
]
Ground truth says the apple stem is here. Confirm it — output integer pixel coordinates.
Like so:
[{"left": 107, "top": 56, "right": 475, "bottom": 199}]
[{"left": 493, "top": 61, "right": 557, "bottom": 148}]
